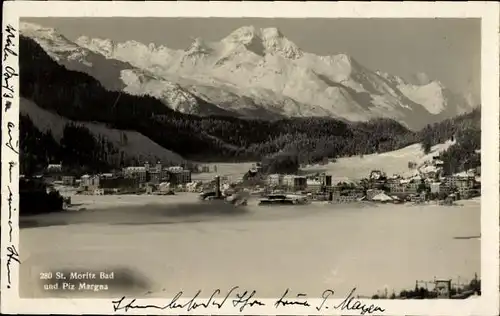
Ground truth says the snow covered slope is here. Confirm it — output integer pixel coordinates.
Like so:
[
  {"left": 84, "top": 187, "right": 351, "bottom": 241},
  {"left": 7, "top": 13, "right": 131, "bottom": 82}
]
[
  {"left": 20, "top": 98, "right": 185, "bottom": 165},
  {"left": 376, "top": 71, "right": 475, "bottom": 118},
  {"left": 21, "top": 22, "right": 477, "bottom": 130},
  {"left": 195, "top": 139, "right": 458, "bottom": 184},
  {"left": 303, "top": 139, "right": 457, "bottom": 181}
]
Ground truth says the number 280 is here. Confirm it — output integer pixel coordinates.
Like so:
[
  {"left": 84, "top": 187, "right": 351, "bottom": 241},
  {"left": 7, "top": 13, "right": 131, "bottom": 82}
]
[{"left": 39, "top": 272, "right": 53, "bottom": 280}]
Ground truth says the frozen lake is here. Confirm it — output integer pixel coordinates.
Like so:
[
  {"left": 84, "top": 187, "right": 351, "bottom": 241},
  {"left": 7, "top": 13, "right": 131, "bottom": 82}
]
[{"left": 19, "top": 194, "right": 480, "bottom": 299}]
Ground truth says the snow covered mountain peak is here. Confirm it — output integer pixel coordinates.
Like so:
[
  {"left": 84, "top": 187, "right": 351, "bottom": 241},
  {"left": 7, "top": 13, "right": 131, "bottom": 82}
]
[
  {"left": 220, "top": 25, "right": 303, "bottom": 59},
  {"left": 20, "top": 22, "right": 90, "bottom": 64},
  {"left": 261, "top": 27, "right": 283, "bottom": 39},
  {"left": 260, "top": 27, "right": 303, "bottom": 59},
  {"left": 21, "top": 22, "right": 478, "bottom": 130},
  {"left": 77, "top": 36, "right": 115, "bottom": 58},
  {"left": 223, "top": 25, "right": 258, "bottom": 44},
  {"left": 20, "top": 22, "right": 54, "bottom": 36},
  {"left": 20, "top": 22, "right": 70, "bottom": 47},
  {"left": 185, "top": 37, "right": 212, "bottom": 56}
]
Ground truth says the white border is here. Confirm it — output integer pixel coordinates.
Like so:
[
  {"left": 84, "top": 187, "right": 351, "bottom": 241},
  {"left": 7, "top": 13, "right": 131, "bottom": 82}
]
[{"left": 2, "top": 1, "right": 499, "bottom": 315}]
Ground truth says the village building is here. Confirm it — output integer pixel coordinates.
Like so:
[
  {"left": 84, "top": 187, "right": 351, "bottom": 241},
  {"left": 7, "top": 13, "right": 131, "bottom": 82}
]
[
  {"left": 266, "top": 174, "right": 308, "bottom": 191},
  {"left": 369, "top": 170, "right": 386, "bottom": 181},
  {"left": 282, "top": 175, "right": 295, "bottom": 188},
  {"left": 200, "top": 165, "right": 210, "bottom": 173},
  {"left": 43, "top": 163, "right": 64, "bottom": 182},
  {"left": 306, "top": 179, "right": 322, "bottom": 193},
  {"left": 388, "top": 180, "right": 419, "bottom": 195},
  {"left": 46, "top": 163, "right": 62, "bottom": 173},
  {"left": 430, "top": 182, "right": 450, "bottom": 195},
  {"left": 420, "top": 164, "right": 440, "bottom": 179},
  {"left": 148, "top": 162, "right": 171, "bottom": 184},
  {"left": 267, "top": 174, "right": 283, "bottom": 187},
  {"left": 168, "top": 166, "right": 191, "bottom": 185},
  {"left": 80, "top": 174, "right": 100, "bottom": 191},
  {"left": 122, "top": 162, "right": 191, "bottom": 186},
  {"left": 293, "top": 176, "right": 307, "bottom": 191},
  {"left": 61, "top": 175, "right": 75, "bottom": 186},
  {"left": 431, "top": 157, "right": 444, "bottom": 166},
  {"left": 123, "top": 166, "right": 147, "bottom": 183},
  {"left": 318, "top": 173, "right": 333, "bottom": 188},
  {"left": 330, "top": 190, "right": 362, "bottom": 203},
  {"left": 446, "top": 175, "right": 475, "bottom": 188}
]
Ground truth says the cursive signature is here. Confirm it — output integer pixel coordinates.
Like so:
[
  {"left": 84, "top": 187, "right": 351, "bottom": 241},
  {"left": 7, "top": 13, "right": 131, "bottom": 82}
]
[
  {"left": 6, "top": 245, "right": 20, "bottom": 288},
  {"left": 274, "top": 288, "right": 310, "bottom": 308},
  {"left": 5, "top": 121, "right": 19, "bottom": 154},
  {"left": 333, "top": 288, "right": 386, "bottom": 315},
  {"left": 112, "top": 286, "right": 265, "bottom": 313},
  {"left": 3, "top": 24, "right": 17, "bottom": 62},
  {"left": 111, "top": 287, "right": 385, "bottom": 314}
]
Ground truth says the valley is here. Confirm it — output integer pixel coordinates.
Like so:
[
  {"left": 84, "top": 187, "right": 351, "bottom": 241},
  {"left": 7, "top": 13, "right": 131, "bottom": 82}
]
[{"left": 18, "top": 21, "right": 481, "bottom": 179}]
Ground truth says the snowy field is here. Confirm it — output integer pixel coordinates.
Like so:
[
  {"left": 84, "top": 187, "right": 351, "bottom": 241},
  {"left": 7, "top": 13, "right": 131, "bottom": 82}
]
[
  {"left": 20, "top": 193, "right": 480, "bottom": 299},
  {"left": 192, "top": 140, "right": 457, "bottom": 183}
]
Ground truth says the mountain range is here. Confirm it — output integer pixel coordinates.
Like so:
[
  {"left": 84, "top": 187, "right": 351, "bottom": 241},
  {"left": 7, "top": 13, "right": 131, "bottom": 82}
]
[
  {"left": 20, "top": 22, "right": 477, "bottom": 130},
  {"left": 18, "top": 22, "right": 481, "bottom": 177}
]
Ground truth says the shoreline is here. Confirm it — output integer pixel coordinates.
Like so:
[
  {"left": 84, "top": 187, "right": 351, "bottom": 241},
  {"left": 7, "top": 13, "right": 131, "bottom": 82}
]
[{"left": 49, "top": 191, "right": 482, "bottom": 212}]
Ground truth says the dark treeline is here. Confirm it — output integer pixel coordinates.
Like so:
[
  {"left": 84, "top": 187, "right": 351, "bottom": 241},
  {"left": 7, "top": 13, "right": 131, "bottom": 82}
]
[
  {"left": 19, "top": 114, "right": 61, "bottom": 176},
  {"left": 418, "top": 108, "right": 480, "bottom": 153},
  {"left": 20, "top": 114, "right": 130, "bottom": 176},
  {"left": 19, "top": 35, "right": 481, "bottom": 174}
]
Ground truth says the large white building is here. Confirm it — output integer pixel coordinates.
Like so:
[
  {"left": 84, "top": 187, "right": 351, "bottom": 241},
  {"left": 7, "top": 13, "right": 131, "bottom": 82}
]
[
  {"left": 80, "top": 174, "right": 100, "bottom": 191},
  {"left": 168, "top": 166, "right": 191, "bottom": 185},
  {"left": 123, "top": 166, "right": 147, "bottom": 183}
]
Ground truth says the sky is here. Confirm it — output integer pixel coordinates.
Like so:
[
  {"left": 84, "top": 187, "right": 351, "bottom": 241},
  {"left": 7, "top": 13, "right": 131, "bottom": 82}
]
[{"left": 23, "top": 17, "right": 481, "bottom": 102}]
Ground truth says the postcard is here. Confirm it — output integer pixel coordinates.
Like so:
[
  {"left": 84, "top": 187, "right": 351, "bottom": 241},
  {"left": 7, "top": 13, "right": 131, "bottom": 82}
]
[{"left": 1, "top": 1, "right": 499, "bottom": 315}]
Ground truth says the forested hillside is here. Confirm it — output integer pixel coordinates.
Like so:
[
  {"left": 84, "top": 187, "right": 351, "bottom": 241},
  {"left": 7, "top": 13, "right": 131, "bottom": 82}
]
[
  {"left": 20, "top": 114, "right": 124, "bottom": 175},
  {"left": 418, "top": 108, "right": 480, "bottom": 152},
  {"left": 419, "top": 109, "right": 481, "bottom": 174},
  {"left": 19, "top": 35, "right": 481, "bottom": 175},
  {"left": 418, "top": 108, "right": 481, "bottom": 175}
]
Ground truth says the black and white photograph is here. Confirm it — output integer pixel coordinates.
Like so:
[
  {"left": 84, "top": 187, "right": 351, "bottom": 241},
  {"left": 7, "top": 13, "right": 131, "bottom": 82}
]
[{"left": 2, "top": 2, "right": 499, "bottom": 315}]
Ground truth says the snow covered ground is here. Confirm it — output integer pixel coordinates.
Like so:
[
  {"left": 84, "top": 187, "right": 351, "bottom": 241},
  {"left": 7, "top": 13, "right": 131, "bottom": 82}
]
[
  {"left": 193, "top": 140, "right": 457, "bottom": 184},
  {"left": 20, "top": 193, "right": 480, "bottom": 299},
  {"left": 303, "top": 140, "right": 457, "bottom": 181}
]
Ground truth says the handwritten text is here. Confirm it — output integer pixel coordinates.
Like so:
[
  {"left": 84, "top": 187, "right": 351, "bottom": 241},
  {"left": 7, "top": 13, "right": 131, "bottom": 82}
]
[
  {"left": 3, "top": 23, "right": 20, "bottom": 291},
  {"left": 112, "top": 287, "right": 265, "bottom": 313},
  {"left": 112, "top": 287, "right": 386, "bottom": 314}
]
